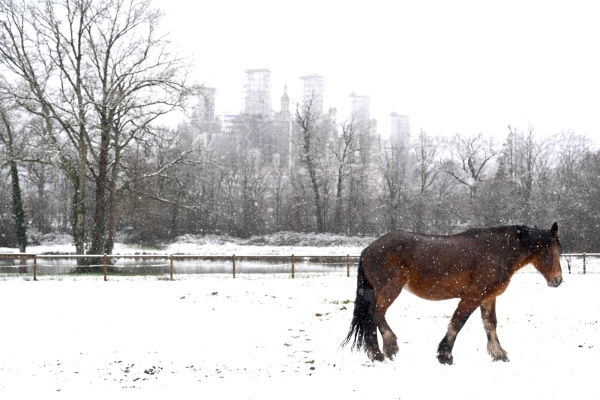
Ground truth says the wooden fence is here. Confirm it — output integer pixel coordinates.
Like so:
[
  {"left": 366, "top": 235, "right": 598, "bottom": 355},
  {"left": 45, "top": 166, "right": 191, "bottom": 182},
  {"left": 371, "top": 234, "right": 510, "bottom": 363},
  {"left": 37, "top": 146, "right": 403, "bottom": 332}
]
[
  {"left": 562, "top": 253, "right": 600, "bottom": 275},
  {"left": 0, "top": 253, "right": 359, "bottom": 281},
  {"left": 0, "top": 252, "right": 597, "bottom": 281}
]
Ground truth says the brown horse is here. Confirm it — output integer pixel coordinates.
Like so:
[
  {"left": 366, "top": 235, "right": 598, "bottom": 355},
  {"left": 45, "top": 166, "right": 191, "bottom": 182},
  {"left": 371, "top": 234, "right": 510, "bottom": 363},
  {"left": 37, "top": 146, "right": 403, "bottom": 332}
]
[{"left": 342, "top": 223, "right": 563, "bottom": 364}]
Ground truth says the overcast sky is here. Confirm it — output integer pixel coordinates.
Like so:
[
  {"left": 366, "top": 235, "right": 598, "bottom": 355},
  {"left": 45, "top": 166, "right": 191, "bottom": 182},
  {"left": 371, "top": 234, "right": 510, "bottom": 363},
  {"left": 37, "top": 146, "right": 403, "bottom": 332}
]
[{"left": 155, "top": 0, "right": 599, "bottom": 147}]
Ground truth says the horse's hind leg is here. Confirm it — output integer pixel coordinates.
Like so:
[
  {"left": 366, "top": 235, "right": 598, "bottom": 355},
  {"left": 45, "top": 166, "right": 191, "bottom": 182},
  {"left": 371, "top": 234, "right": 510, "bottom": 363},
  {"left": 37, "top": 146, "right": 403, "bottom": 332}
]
[
  {"left": 437, "top": 297, "right": 480, "bottom": 365},
  {"left": 480, "top": 298, "right": 509, "bottom": 362},
  {"left": 374, "top": 275, "right": 406, "bottom": 360}
]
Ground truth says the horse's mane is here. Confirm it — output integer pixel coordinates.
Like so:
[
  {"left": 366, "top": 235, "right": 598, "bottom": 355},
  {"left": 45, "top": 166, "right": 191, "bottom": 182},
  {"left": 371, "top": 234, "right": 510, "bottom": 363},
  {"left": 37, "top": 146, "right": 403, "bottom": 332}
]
[
  {"left": 403, "top": 224, "right": 561, "bottom": 253},
  {"left": 515, "top": 225, "right": 561, "bottom": 252},
  {"left": 461, "top": 225, "right": 560, "bottom": 253}
]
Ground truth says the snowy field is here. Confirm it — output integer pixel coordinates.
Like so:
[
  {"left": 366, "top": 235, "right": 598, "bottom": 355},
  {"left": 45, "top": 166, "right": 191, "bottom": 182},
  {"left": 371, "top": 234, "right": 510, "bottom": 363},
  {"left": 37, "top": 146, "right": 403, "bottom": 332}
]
[
  {"left": 1, "top": 234, "right": 598, "bottom": 397},
  {"left": 0, "top": 270, "right": 599, "bottom": 398}
]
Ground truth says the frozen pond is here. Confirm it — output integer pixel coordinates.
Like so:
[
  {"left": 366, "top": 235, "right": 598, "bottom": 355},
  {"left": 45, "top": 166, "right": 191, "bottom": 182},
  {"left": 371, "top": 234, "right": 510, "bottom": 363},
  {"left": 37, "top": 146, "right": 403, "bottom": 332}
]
[
  {"left": 0, "top": 255, "right": 359, "bottom": 279},
  {"left": 0, "top": 253, "right": 597, "bottom": 280}
]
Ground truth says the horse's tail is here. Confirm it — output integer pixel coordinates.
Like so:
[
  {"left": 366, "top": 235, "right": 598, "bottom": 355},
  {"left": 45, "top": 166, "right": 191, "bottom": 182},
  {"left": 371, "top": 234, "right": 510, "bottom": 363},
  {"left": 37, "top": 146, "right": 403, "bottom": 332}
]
[{"left": 341, "top": 247, "right": 377, "bottom": 352}]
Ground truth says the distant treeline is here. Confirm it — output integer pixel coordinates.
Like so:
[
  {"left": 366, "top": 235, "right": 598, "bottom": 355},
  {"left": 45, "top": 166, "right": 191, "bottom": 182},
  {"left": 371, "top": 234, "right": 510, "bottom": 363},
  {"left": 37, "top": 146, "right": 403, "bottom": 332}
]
[{"left": 1, "top": 119, "right": 598, "bottom": 253}]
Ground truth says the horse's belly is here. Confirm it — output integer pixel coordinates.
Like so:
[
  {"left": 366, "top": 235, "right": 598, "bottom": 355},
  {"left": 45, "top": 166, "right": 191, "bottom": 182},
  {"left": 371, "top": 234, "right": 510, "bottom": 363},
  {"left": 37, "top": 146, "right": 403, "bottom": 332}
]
[{"left": 405, "top": 275, "right": 468, "bottom": 301}]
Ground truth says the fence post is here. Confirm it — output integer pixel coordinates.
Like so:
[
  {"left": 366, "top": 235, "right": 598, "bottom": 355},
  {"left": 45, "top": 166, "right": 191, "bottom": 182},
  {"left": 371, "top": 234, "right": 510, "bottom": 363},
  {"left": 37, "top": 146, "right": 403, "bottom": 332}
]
[
  {"left": 583, "top": 252, "right": 586, "bottom": 274},
  {"left": 33, "top": 254, "right": 37, "bottom": 281},
  {"left": 103, "top": 254, "right": 107, "bottom": 281},
  {"left": 170, "top": 255, "right": 174, "bottom": 281},
  {"left": 232, "top": 254, "right": 236, "bottom": 278},
  {"left": 291, "top": 254, "right": 295, "bottom": 279},
  {"left": 347, "top": 254, "right": 350, "bottom": 277}
]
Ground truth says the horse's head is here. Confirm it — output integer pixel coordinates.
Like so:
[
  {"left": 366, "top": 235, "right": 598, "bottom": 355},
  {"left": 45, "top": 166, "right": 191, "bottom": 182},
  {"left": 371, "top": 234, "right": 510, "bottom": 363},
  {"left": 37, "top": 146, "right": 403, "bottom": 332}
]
[{"left": 528, "top": 222, "right": 563, "bottom": 288}]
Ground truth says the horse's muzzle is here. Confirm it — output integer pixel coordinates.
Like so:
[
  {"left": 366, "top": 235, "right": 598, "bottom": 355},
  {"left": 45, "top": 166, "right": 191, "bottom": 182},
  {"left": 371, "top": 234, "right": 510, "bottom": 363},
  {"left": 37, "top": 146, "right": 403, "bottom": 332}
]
[{"left": 548, "top": 276, "right": 562, "bottom": 288}]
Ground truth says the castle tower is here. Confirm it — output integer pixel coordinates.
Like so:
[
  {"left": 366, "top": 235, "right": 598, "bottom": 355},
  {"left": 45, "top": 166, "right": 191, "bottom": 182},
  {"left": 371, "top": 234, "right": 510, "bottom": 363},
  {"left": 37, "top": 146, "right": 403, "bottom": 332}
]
[
  {"left": 281, "top": 84, "right": 290, "bottom": 115},
  {"left": 196, "top": 88, "right": 217, "bottom": 121},
  {"left": 389, "top": 112, "right": 412, "bottom": 175},
  {"left": 244, "top": 68, "right": 271, "bottom": 117},
  {"left": 350, "top": 93, "right": 373, "bottom": 165},
  {"left": 300, "top": 74, "right": 325, "bottom": 117},
  {"left": 349, "top": 92, "right": 371, "bottom": 125},
  {"left": 390, "top": 112, "right": 411, "bottom": 148},
  {"left": 192, "top": 87, "right": 220, "bottom": 147}
]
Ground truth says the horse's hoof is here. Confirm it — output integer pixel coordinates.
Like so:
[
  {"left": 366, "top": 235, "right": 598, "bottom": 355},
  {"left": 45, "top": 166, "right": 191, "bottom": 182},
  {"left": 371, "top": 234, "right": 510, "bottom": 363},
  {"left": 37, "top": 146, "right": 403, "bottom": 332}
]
[
  {"left": 437, "top": 353, "right": 453, "bottom": 365},
  {"left": 493, "top": 355, "right": 510, "bottom": 362},
  {"left": 370, "top": 352, "right": 385, "bottom": 362},
  {"left": 383, "top": 345, "right": 399, "bottom": 360}
]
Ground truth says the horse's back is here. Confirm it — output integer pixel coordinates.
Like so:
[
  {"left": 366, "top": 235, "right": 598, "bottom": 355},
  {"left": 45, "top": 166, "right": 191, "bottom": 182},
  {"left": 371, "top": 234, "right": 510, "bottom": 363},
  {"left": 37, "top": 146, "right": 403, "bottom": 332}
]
[{"left": 363, "top": 230, "right": 477, "bottom": 272}]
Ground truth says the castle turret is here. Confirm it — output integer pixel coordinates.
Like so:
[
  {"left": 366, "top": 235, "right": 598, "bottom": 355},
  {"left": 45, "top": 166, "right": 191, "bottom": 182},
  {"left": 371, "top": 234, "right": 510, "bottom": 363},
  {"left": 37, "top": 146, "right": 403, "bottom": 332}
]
[{"left": 281, "top": 84, "right": 290, "bottom": 114}]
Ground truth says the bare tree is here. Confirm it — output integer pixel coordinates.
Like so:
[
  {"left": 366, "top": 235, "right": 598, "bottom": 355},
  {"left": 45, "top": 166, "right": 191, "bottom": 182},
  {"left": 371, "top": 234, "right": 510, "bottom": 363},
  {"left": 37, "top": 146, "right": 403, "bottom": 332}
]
[
  {"left": 331, "top": 116, "right": 361, "bottom": 232},
  {"left": 0, "top": 0, "right": 199, "bottom": 257},
  {"left": 269, "top": 162, "right": 290, "bottom": 232},
  {"left": 0, "top": 99, "right": 27, "bottom": 252},
  {"left": 379, "top": 138, "right": 410, "bottom": 232},
  {"left": 295, "top": 97, "right": 327, "bottom": 232},
  {"left": 414, "top": 129, "right": 440, "bottom": 195},
  {"left": 553, "top": 130, "right": 591, "bottom": 189},
  {"left": 496, "top": 124, "right": 548, "bottom": 223},
  {"left": 0, "top": 0, "right": 91, "bottom": 256},
  {"left": 552, "top": 130, "right": 593, "bottom": 251},
  {"left": 83, "top": 0, "right": 199, "bottom": 254},
  {"left": 408, "top": 129, "right": 441, "bottom": 232},
  {"left": 442, "top": 132, "right": 497, "bottom": 197}
]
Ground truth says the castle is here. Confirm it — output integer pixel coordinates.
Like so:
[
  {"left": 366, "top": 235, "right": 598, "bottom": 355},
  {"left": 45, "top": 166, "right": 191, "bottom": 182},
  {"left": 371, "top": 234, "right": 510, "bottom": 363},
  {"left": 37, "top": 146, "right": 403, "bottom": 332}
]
[{"left": 190, "top": 68, "right": 411, "bottom": 177}]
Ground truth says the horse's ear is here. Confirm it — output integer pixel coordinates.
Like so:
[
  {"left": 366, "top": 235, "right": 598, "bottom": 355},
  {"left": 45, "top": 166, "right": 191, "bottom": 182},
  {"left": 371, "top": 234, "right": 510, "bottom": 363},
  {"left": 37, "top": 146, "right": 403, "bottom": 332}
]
[{"left": 551, "top": 222, "right": 559, "bottom": 237}]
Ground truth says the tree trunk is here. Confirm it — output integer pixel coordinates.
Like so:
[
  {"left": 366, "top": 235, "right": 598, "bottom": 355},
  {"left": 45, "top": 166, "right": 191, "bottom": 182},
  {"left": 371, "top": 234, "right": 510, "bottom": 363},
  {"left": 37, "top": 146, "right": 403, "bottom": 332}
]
[
  {"left": 9, "top": 160, "right": 27, "bottom": 253},
  {"left": 334, "top": 166, "right": 344, "bottom": 233},
  {"left": 73, "top": 124, "right": 87, "bottom": 263},
  {"left": 89, "top": 126, "right": 111, "bottom": 255},
  {"left": 306, "top": 155, "right": 325, "bottom": 233},
  {"left": 0, "top": 107, "right": 27, "bottom": 253},
  {"left": 104, "top": 141, "right": 122, "bottom": 255}
]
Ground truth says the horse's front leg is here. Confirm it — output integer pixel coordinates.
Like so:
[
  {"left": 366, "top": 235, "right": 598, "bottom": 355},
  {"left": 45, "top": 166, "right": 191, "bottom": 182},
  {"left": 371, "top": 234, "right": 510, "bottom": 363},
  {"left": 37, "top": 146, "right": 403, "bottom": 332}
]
[
  {"left": 437, "top": 297, "right": 480, "bottom": 365},
  {"left": 480, "top": 297, "right": 509, "bottom": 362}
]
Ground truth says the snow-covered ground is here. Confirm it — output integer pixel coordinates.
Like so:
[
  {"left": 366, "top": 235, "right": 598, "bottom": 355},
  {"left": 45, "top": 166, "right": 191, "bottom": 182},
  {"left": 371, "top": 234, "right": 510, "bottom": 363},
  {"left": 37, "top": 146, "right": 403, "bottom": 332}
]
[{"left": 0, "top": 271, "right": 598, "bottom": 398}]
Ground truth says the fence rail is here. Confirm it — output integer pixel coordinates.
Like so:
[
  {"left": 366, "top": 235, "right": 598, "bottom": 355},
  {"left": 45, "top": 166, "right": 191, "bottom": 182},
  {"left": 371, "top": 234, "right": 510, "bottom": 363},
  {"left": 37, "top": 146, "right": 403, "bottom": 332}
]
[
  {"left": 562, "top": 253, "right": 600, "bottom": 275},
  {"left": 0, "top": 253, "right": 360, "bottom": 281},
  {"left": 0, "top": 252, "right": 597, "bottom": 281}
]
